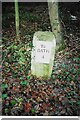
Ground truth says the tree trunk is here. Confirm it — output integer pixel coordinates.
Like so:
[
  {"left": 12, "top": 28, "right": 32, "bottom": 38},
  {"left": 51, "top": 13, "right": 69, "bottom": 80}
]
[
  {"left": 48, "top": 1, "right": 63, "bottom": 51},
  {"left": 15, "top": 0, "right": 20, "bottom": 41}
]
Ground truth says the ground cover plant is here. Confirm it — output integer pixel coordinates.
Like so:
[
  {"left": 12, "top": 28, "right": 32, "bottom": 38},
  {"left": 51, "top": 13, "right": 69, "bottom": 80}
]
[{"left": 2, "top": 2, "right": 80, "bottom": 115}]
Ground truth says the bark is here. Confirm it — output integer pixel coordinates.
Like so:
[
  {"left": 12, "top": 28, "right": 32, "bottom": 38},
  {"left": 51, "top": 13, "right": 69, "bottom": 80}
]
[
  {"left": 48, "top": 1, "right": 63, "bottom": 50},
  {"left": 15, "top": 0, "right": 20, "bottom": 40}
]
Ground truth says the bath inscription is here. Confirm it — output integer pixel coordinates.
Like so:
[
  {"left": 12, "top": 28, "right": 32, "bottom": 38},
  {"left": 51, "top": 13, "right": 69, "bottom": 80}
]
[{"left": 35, "top": 41, "right": 52, "bottom": 63}]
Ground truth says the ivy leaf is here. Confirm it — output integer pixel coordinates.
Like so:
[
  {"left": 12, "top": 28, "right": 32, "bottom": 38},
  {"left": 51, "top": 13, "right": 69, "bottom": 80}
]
[
  {"left": 20, "top": 81, "right": 29, "bottom": 86},
  {"left": 27, "top": 76, "right": 31, "bottom": 80},
  {"left": 76, "top": 101, "right": 80, "bottom": 105},
  {"left": 2, "top": 94, "right": 7, "bottom": 99},
  {"left": 2, "top": 84, "right": 8, "bottom": 89},
  {"left": 11, "top": 100, "right": 17, "bottom": 107}
]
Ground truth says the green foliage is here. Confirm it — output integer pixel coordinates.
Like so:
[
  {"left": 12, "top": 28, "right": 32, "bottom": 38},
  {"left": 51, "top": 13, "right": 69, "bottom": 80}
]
[
  {"left": 56, "top": 42, "right": 66, "bottom": 52},
  {"left": 11, "top": 100, "right": 17, "bottom": 107},
  {"left": 20, "top": 12, "right": 39, "bottom": 22},
  {"left": 2, "top": 94, "right": 8, "bottom": 99},
  {"left": 76, "top": 101, "right": 80, "bottom": 105},
  {"left": 2, "top": 3, "right": 80, "bottom": 115},
  {"left": 73, "top": 57, "right": 80, "bottom": 62},
  {"left": 20, "top": 81, "right": 29, "bottom": 86},
  {"left": 27, "top": 76, "right": 31, "bottom": 80},
  {"left": 2, "top": 84, "right": 8, "bottom": 90},
  {"left": 31, "top": 109, "right": 35, "bottom": 113}
]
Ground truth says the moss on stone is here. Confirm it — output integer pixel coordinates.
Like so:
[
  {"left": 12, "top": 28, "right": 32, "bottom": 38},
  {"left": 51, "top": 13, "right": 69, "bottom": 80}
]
[
  {"left": 34, "top": 31, "right": 55, "bottom": 42},
  {"left": 31, "top": 31, "right": 56, "bottom": 79}
]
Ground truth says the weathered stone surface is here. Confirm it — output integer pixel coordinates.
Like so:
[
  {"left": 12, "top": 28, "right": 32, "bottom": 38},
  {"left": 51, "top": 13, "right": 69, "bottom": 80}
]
[{"left": 31, "top": 31, "right": 56, "bottom": 79}]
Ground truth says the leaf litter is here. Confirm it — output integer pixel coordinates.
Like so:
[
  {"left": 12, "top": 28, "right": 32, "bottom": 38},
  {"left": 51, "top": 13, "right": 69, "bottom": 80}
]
[{"left": 2, "top": 3, "right": 80, "bottom": 115}]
